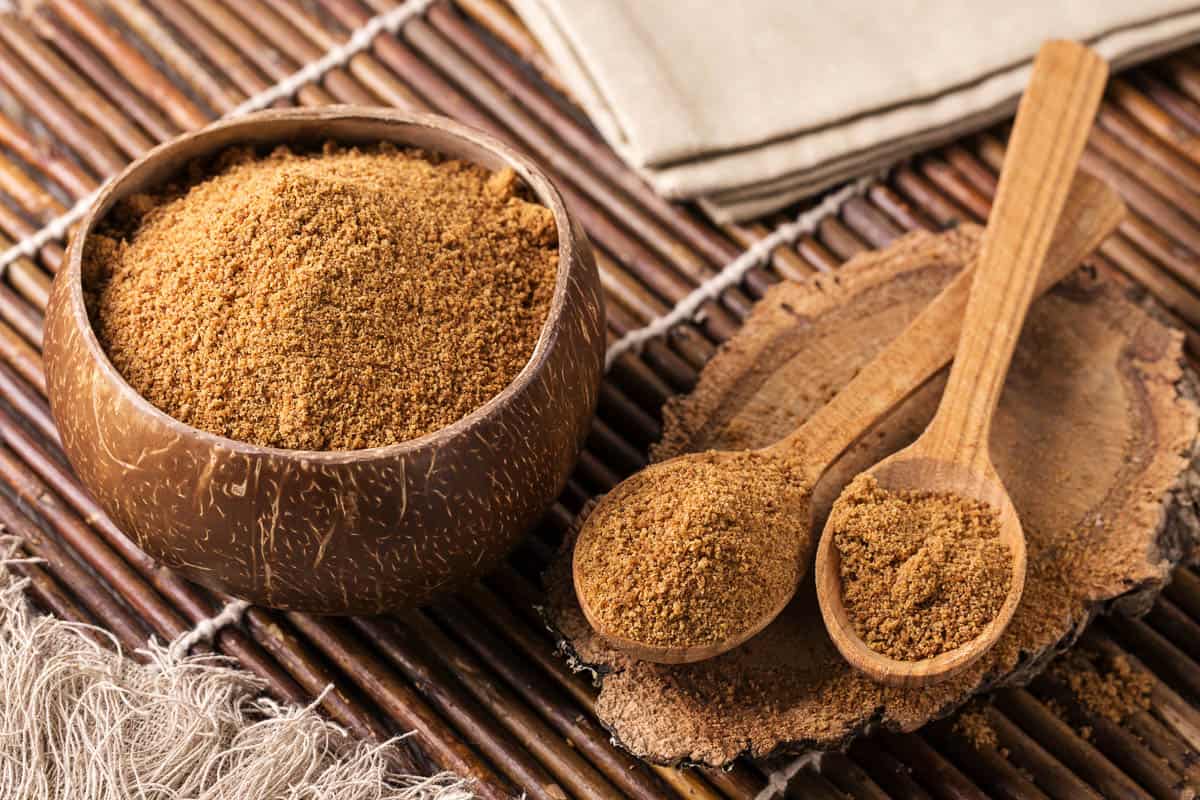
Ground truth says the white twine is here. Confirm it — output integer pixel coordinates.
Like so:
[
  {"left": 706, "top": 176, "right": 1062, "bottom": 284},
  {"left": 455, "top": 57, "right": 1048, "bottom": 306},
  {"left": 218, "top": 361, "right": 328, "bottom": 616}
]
[
  {"left": 0, "top": 0, "right": 436, "bottom": 278},
  {"left": 603, "top": 175, "right": 876, "bottom": 370},
  {"left": 165, "top": 598, "right": 252, "bottom": 662},
  {"left": 753, "top": 752, "right": 825, "bottom": 800}
]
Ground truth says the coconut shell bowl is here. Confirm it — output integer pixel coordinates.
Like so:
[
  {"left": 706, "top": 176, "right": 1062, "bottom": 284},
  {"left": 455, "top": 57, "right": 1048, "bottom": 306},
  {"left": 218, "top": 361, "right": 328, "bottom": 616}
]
[{"left": 43, "top": 107, "right": 606, "bottom": 615}]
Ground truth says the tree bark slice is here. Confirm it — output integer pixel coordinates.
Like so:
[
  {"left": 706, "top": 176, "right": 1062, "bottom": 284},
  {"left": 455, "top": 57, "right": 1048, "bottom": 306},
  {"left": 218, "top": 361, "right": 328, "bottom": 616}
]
[{"left": 545, "top": 226, "right": 1200, "bottom": 767}]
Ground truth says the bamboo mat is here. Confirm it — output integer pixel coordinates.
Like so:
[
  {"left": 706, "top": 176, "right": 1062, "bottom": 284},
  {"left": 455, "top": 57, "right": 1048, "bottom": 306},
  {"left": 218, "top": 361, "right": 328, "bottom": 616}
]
[{"left": 0, "top": 1, "right": 1199, "bottom": 797}]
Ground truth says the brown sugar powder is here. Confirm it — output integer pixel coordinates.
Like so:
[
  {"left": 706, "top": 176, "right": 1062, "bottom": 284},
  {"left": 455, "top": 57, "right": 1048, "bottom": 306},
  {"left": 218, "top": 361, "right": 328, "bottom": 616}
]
[
  {"left": 828, "top": 474, "right": 1012, "bottom": 661},
  {"left": 573, "top": 451, "right": 811, "bottom": 649},
  {"left": 86, "top": 142, "right": 557, "bottom": 451},
  {"left": 953, "top": 702, "right": 1000, "bottom": 750},
  {"left": 1050, "top": 650, "right": 1152, "bottom": 724}
]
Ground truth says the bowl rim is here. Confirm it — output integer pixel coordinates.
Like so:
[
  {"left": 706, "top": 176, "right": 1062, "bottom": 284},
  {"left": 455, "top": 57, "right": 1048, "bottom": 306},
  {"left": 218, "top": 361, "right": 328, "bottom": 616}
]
[{"left": 60, "top": 106, "right": 585, "bottom": 464}]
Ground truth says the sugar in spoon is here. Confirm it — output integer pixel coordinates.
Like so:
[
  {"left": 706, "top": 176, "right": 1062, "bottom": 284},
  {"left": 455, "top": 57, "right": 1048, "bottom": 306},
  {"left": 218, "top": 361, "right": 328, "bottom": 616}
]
[
  {"left": 573, "top": 166, "right": 1122, "bottom": 664},
  {"left": 813, "top": 40, "right": 1108, "bottom": 686}
]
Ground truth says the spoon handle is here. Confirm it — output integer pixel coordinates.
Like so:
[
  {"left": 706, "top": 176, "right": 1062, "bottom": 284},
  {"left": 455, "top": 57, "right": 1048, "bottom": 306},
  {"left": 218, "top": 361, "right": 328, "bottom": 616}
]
[
  {"left": 773, "top": 171, "right": 1123, "bottom": 473},
  {"left": 917, "top": 40, "right": 1106, "bottom": 471}
]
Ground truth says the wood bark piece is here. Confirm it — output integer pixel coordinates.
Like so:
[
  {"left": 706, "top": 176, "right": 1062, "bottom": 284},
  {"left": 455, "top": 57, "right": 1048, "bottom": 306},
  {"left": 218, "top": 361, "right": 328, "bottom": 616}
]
[{"left": 545, "top": 226, "right": 1200, "bottom": 766}]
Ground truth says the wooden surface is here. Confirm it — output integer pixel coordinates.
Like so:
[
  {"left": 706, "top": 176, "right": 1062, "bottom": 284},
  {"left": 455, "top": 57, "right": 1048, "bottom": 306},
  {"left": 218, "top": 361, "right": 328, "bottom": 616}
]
[
  {"left": 553, "top": 226, "right": 1198, "bottom": 766},
  {"left": 0, "top": 1, "right": 1194, "bottom": 796},
  {"left": 816, "top": 41, "right": 1107, "bottom": 688}
]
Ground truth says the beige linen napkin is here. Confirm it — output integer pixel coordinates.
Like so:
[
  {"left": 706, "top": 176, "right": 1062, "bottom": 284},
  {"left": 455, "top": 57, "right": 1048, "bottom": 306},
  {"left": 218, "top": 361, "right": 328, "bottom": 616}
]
[{"left": 511, "top": 0, "right": 1200, "bottom": 221}]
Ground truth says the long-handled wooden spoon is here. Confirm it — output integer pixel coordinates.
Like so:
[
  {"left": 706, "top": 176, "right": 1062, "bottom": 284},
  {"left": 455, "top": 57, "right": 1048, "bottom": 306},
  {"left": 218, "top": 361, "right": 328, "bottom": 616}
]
[
  {"left": 814, "top": 40, "right": 1108, "bottom": 686},
  {"left": 573, "top": 171, "right": 1122, "bottom": 664}
]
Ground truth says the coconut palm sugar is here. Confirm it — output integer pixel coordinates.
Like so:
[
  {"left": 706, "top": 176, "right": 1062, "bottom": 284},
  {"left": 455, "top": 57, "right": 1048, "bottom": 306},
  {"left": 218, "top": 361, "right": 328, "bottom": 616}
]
[
  {"left": 573, "top": 451, "right": 810, "bottom": 649},
  {"left": 953, "top": 703, "right": 1000, "bottom": 750},
  {"left": 829, "top": 474, "right": 1012, "bottom": 661},
  {"left": 1049, "top": 650, "right": 1152, "bottom": 724},
  {"left": 86, "top": 142, "right": 557, "bottom": 451}
]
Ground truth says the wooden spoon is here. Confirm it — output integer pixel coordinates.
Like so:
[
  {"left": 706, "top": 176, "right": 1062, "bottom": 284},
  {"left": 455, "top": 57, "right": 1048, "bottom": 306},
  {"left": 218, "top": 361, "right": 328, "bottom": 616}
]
[
  {"left": 574, "top": 170, "right": 1123, "bottom": 665},
  {"left": 814, "top": 40, "right": 1108, "bottom": 686}
]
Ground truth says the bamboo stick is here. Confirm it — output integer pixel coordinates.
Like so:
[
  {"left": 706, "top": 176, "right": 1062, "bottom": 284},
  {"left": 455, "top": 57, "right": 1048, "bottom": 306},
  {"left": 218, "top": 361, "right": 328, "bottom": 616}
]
[
  {"left": 1165, "top": 568, "right": 1200, "bottom": 620},
  {"left": 842, "top": 196, "right": 904, "bottom": 248},
  {"left": 943, "top": 143, "right": 998, "bottom": 197},
  {"left": 0, "top": 112, "right": 97, "bottom": 196},
  {"left": 793, "top": 233, "right": 841, "bottom": 272},
  {"left": 45, "top": 0, "right": 210, "bottom": 130},
  {"left": 240, "top": 607, "right": 398, "bottom": 736},
  {"left": 778, "top": 769, "right": 845, "bottom": 800},
  {"left": 106, "top": 0, "right": 243, "bottom": 115},
  {"left": 431, "top": 596, "right": 680, "bottom": 800},
  {"left": 1089, "top": 123, "right": 1200, "bottom": 223},
  {"left": 979, "top": 706, "right": 1101, "bottom": 800},
  {"left": 1149, "top": 80, "right": 1200, "bottom": 140},
  {"left": 815, "top": 215, "right": 869, "bottom": 261},
  {"left": 1160, "top": 54, "right": 1200, "bottom": 109},
  {"left": 721, "top": 222, "right": 814, "bottom": 281},
  {"left": 179, "top": 0, "right": 338, "bottom": 107},
  {"left": 224, "top": 0, "right": 380, "bottom": 106},
  {"left": 814, "top": 752, "right": 889, "bottom": 800},
  {"left": 892, "top": 165, "right": 972, "bottom": 228},
  {"left": 349, "top": 616, "right": 569, "bottom": 800},
  {"left": 1124, "top": 708, "right": 1200, "bottom": 785},
  {"left": 266, "top": 612, "right": 490, "bottom": 784},
  {"left": 918, "top": 155, "right": 990, "bottom": 222},
  {"left": 928, "top": 722, "right": 1055, "bottom": 800},
  {"left": 587, "top": 415, "right": 647, "bottom": 476},
  {"left": 0, "top": 14, "right": 155, "bottom": 158},
  {"left": 1104, "top": 616, "right": 1200, "bottom": 703},
  {"left": 460, "top": 580, "right": 728, "bottom": 800},
  {"left": 0, "top": 284, "right": 44, "bottom": 347},
  {"left": 23, "top": 6, "right": 178, "bottom": 144},
  {"left": 0, "top": 324, "right": 46, "bottom": 396},
  {"left": 395, "top": 610, "right": 622, "bottom": 798},
  {"left": 1083, "top": 629, "right": 1200, "bottom": 753},
  {"left": 876, "top": 731, "right": 988, "bottom": 800},
  {"left": 0, "top": 32, "right": 127, "bottom": 176},
  {"left": 1097, "top": 103, "right": 1200, "bottom": 193},
  {"left": 455, "top": 0, "right": 567, "bottom": 93},
  {"left": 996, "top": 688, "right": 1151, "bottom": 799},
  {"left": 1031, "top": 670, "right": 1190, "bottom": 800},
  {"left": 141, "top": 0, "right": 273, "bottom": 100},
  {"left": 1, "top": 535, "right": 100, "bottom": 636},
  {"left": 1146, "top": 597, "right": 1200, "bottom": 664},
  {"left": 0, "top": 150, "right": 66, "bottom": 224},
  {"left": 849, "top": 737, "right": 935, "bottom": 800},
  {"left": 0, "top": 483, "right": 151, "bottom": 650},
  {"left": 869, "top": 183, "right": 939, "bottom": 233},
  {"left": 1109, "top": 75, "right": 1200, "bottom": 155},
  {"left": 599, "top": 381, "right": 661, "bottom": 444}
]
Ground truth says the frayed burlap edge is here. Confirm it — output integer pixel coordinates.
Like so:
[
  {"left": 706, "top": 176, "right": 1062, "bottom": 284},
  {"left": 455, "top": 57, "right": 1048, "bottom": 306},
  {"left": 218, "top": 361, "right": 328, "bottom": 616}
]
[{"left": 0, "top": 539, "right": 476, "bottom": 800}]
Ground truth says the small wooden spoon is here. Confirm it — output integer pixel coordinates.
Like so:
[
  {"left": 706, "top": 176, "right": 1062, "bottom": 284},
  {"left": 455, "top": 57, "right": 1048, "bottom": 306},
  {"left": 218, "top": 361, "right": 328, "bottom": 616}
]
[
  {"left": 573, "top": 169, "right": 1123, "bottom": 664},
  {"left": 814, "top": 40, "right": 1108, "bottom": 687}
]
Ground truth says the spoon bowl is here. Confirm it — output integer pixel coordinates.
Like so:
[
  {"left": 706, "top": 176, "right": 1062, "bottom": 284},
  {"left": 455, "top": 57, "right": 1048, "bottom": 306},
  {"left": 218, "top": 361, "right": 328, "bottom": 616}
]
[
  {"left": 814, "top": 455, "right": 1027, "bottom": 687},
  {"left": 572, "top": 449, "right": 812, "bottom": 664}
]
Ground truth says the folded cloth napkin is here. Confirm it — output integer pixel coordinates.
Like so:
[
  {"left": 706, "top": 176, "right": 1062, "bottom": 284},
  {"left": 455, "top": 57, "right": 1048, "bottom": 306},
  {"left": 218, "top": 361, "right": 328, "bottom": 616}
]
[{"left": 511, "top": 0, "right": 1200, "bottom": 221}]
